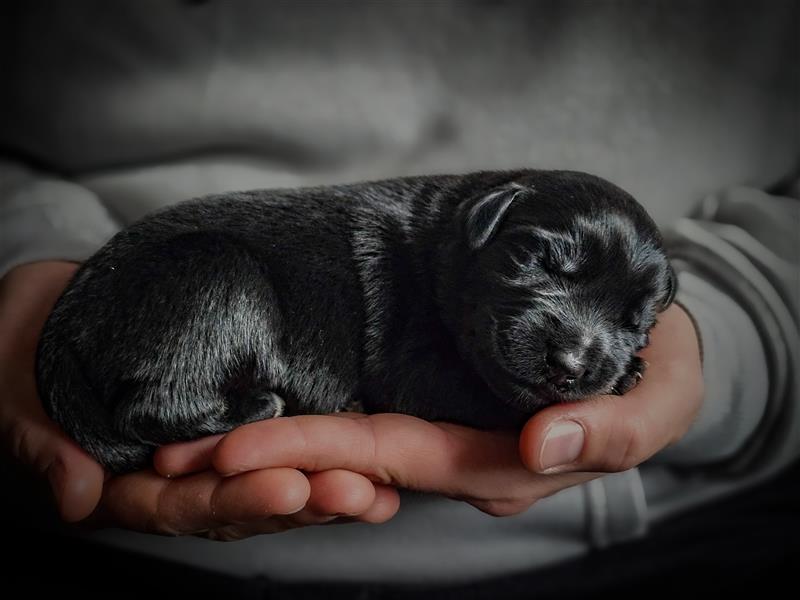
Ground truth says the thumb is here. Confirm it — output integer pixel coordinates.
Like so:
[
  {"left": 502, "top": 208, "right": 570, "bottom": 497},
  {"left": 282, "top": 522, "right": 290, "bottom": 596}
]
[
  {"left": 519, "top": 394, "right": 656, "bottom": 475},
  {"left": 7, "top": 413, "right": 105, "bottom": 522},
  {"left": 519, "top": 306, "right": 703, "bottom": 475}
]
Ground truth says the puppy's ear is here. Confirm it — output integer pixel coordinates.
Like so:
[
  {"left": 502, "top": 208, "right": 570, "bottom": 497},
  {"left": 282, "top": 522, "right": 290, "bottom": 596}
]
[
  {"left": 464, "top": 185, "right": 524, "bottom": 250},
  {"left": 659, "top": 263, "right": 678, "bottom": 310}
]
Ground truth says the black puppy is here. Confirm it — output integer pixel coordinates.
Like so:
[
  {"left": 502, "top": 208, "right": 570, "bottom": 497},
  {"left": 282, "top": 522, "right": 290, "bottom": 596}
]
[{"left": 37, "top": 170, "right": 676, "bottom": 473}]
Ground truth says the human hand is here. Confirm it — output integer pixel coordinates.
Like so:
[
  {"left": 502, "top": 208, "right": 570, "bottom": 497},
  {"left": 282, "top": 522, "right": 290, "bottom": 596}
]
[
  {"left": 0, "top": 261, "right": 104, "bottom": 522},
  {"left": 158, "top": 304, "right": 703, "bottom": 516},
  {"left": 89, "top": 464, "right": 399, "bottom": 540},
  {"left": 0, "top": 261, "right": 399, "bottom": 539}
]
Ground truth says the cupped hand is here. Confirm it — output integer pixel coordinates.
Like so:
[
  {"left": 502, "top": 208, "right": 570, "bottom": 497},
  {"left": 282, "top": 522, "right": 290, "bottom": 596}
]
[
  {"left": 0, "top": 261, "right": 103, "bottom": 522},
  {"left": 0, "top": 261, "right": 398, "bottom": 540},
  {"left": 158, "top": 304, "right": 703, "bottom": 517},
  {"left": 90, "top": 464, "right": 399, "bottom": 540}
]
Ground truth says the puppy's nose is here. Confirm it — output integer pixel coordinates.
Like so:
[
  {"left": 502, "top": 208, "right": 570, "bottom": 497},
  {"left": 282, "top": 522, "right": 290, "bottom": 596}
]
[{"left": 547, "top": 349, "right": 586, "bottom": 389}]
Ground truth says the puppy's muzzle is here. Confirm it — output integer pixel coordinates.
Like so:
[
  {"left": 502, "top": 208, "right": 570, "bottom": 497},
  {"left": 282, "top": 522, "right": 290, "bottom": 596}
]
[{"left": 546, "top": 346, "right": 589, "bottom": 392}]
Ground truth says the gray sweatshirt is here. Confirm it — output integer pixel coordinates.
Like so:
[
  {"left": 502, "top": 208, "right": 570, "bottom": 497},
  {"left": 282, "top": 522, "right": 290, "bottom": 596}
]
[{"left": 1, "top": 0, "right": 797, "bottom": 584}]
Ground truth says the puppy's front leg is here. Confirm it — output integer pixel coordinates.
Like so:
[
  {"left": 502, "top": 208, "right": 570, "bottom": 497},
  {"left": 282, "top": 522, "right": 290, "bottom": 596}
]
[{"left": 612, "top": 356, "right": 647, "bottom": 396}]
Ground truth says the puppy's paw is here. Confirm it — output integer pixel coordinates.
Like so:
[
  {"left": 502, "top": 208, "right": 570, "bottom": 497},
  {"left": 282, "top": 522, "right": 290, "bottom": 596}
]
[
  {"left": 267, "top": 392, "right": 286, "bottom": 417},
  {"left": 246, "top": 391, "right": 286, "bottom": 419},
  {"left": 342, "top": 398, "right": 366, "bottom": 413},
  {"left": 612, "top": 356, "right": 647, "bottom": 396}
]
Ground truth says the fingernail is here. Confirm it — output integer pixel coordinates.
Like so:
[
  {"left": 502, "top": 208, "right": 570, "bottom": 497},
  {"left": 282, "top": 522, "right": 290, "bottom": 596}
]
[
  {"left": 539, "top": 420, "right": 584, "bottom": 472},
  {"left": 286, "top": 503, "right": 307, "bottom": 515}
]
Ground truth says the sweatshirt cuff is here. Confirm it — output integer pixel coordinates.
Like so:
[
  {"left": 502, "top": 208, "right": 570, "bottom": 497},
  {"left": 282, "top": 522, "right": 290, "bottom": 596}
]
[
  {"left": 657, "top": 211, "right": 796, "bottom": 474},
  {"left": 655, "top": 271, "right": 769, "bottom": 466},
  {"left": 0, "top": 177, "right": 120, "bottom": 277}
]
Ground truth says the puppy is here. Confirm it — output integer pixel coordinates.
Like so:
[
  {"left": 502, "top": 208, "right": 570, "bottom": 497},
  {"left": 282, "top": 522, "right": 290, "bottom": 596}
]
[{"left": 36, "top": 170, "right": 676, "bottom": 473}]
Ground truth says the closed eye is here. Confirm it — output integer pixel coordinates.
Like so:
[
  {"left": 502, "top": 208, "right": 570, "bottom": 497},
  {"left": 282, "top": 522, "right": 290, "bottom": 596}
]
[{"left": 541, "top": 244, "right": 582, "bottom": 278}]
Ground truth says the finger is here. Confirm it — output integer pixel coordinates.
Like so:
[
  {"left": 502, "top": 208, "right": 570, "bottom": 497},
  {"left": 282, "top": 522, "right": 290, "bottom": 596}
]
[
  {"left": 210, "top": 467, "right": 312, "bottom": 526},
  {"left": 287, "top": 469, "right": 376, "bottom": 526},
  {"left": 4, "top": 411, "right": 104, "bottom": 522},
  {"left": 94, "top": 467, "right": 310, "bottom": 535},
  {"left": 153, "top": 412, "right": 366, "bottom": 477},
  {"left": 92, "top": 469, "right": 220, "bottom": 534},
  {"left": 520, "top": 305, "right": 703, "bottom": 474},
  {"left": 303, "top": 469, "right": 377, "bottom": 517},
  {"left": 276, "top": 480, "right": 400, "bottom": 527},
  {"left": 345, "top": 484, "right": 400, "bottom": 524},
  {"left": 205, "top": 481, "right": 401, "bottom": 540},
  {"left": 153, "top": 435, "right": 223, "bottom": 478},
  {"left": 213, "top": 412, "right": 533, "bottom": 501}
]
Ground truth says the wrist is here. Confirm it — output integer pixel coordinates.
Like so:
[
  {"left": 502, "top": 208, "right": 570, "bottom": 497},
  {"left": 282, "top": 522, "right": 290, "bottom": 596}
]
[{"left": 654, "top": 272, "right": 768, "bottom": 467}]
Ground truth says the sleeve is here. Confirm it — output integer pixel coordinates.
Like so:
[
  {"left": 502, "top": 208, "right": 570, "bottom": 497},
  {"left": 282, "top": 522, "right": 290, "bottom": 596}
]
[
  {"left": 654, "top": 186, "right": 799, "bottom": 477},
  {"left": 0, "top": 158, "right": 121, "bottom": 277}
]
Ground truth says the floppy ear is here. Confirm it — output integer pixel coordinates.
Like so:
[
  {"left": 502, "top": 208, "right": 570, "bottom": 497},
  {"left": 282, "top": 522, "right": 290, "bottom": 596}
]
[
  {"left": 659, "top": 262, "right": 678, "bottom": 310},
  {"left": 464, "top": 185, "right": 524, "bottom": 250}
]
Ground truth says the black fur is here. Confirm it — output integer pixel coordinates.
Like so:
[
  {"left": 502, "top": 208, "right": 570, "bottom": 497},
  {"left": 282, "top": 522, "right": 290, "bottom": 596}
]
[{"left": 36, "top": 170, "right": 676, "bottom": 472}]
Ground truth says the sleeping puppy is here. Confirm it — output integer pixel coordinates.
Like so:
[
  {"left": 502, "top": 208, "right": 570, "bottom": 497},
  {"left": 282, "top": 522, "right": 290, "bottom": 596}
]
[{"left": 36, "top": 170, "right": 676, "bottom": 473}]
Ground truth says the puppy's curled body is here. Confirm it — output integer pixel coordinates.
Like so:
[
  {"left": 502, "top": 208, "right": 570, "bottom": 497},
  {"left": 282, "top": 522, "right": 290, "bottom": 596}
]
[{"left": 37, "top": 170, "right": 676, "bottom": 472}]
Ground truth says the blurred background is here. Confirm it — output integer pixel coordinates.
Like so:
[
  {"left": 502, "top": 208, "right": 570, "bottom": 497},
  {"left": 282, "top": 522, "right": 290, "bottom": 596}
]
[
  {"left": 1, "top": 1, "right": 798, "bottom": 598},
  {"left": 2, "top": 0, "right": 798, "bottom": 225}
]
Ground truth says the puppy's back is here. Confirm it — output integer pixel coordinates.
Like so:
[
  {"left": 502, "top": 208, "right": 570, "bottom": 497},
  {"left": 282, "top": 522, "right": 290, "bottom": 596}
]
[{"left": 37, "top": 228, "right": 284, "bottom": 472}]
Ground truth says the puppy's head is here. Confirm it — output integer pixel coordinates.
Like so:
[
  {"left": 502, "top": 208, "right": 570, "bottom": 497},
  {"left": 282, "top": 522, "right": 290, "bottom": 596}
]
[{"left": 447, "top": 170, "right": 676, "bottom": 411}]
